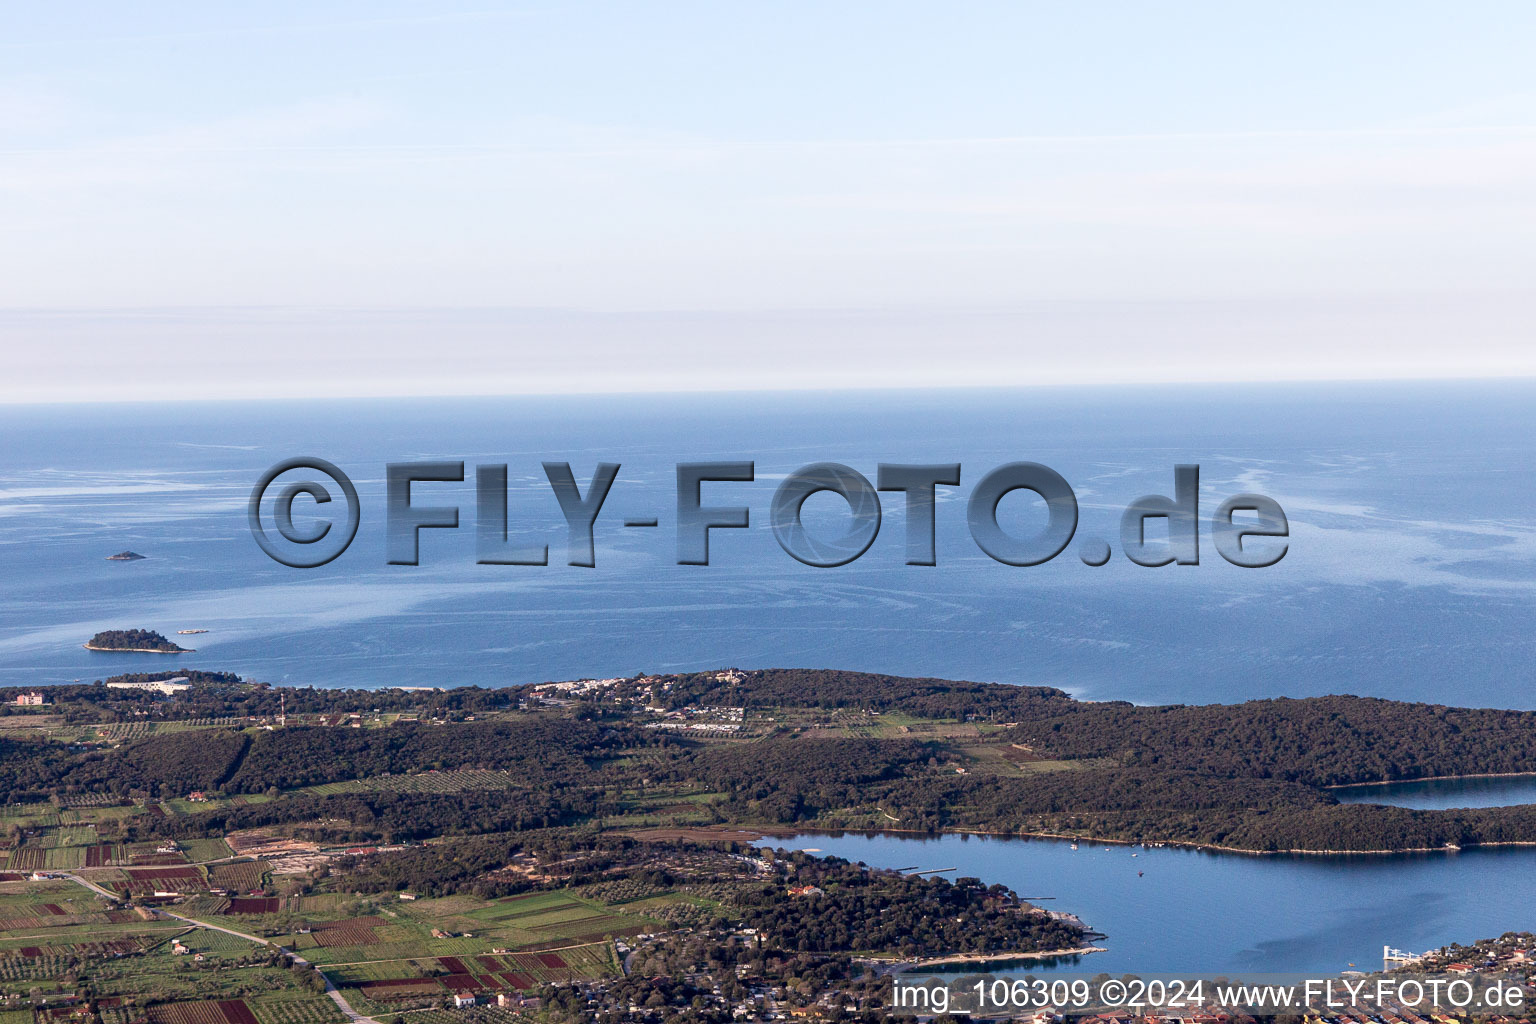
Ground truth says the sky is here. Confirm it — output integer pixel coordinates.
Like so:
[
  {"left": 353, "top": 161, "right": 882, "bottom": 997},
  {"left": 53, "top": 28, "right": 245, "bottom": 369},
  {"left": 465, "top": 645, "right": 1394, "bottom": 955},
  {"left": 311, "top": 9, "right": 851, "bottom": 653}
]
[{"left": 3, "top": 1, "right": 1536, "bottom": 401}]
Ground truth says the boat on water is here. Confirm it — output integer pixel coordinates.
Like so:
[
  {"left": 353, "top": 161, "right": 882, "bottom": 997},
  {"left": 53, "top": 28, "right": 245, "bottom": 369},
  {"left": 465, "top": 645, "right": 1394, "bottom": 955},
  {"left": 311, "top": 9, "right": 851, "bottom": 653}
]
[{"left": 177, "top": 629, "right": 209, "bottom": 634}]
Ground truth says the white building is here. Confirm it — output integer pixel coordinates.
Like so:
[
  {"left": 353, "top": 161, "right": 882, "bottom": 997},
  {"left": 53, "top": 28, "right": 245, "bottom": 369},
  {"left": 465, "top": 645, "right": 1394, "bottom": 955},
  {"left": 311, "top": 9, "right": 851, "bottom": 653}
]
[{"left": 106, "top": 677, "right": 190, "bottom": 695}]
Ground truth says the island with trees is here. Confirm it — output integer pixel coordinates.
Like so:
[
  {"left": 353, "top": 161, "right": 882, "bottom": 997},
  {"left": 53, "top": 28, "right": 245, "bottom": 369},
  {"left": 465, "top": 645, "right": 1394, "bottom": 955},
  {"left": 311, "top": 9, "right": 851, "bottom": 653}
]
[{"left": 82, "top": 628, "right": 192, "bottom": 653}]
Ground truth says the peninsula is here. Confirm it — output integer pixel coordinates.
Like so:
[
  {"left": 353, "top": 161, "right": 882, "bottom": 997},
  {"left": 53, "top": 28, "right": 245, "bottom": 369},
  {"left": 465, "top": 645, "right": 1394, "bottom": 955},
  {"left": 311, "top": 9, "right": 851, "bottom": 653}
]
[{"left": 1, "top": 667, "right": 1534, "bottom": 1022}]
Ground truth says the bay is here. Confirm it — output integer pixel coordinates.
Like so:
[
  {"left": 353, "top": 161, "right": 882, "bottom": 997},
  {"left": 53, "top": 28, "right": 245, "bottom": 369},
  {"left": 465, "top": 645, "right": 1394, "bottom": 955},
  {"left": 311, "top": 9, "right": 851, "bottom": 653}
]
[{"left": 760, "top": 831, "right": 1536, "bottom": 974}]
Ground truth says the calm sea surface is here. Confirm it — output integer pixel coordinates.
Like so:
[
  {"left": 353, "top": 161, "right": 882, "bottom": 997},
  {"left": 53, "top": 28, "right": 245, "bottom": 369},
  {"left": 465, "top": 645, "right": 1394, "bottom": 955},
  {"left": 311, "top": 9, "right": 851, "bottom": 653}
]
[
  {"left": 1, "top": 382, "right": 1532, "bottom": 706},
  {"left": 760, "top": 830, "right": 1536, "bottom": 974}
]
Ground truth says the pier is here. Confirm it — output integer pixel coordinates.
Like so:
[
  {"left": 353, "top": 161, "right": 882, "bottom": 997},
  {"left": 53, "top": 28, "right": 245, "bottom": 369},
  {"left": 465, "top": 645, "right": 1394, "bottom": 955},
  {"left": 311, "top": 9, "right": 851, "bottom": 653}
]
[{"left": 1384, "top": 944, "right": 1425, "bottom": 966}]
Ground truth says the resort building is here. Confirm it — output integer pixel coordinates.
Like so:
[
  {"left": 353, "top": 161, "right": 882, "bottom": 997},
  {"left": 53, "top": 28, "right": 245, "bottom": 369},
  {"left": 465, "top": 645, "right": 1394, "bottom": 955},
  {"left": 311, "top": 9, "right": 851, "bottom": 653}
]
[{"left": 105, "top": 678, "right": 190, "bottom": 695}]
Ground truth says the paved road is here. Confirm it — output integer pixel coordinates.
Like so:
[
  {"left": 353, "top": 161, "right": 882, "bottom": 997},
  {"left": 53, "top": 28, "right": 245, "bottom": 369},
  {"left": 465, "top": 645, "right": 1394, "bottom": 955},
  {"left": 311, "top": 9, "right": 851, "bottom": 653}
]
[
  {"left": 62, "top": 874, "right": 119, "bottom": 900},
  {"left": 153, "top": 907, "right": 274, "bottom": 945},
  {"left": 153, "top": 908, "right": 382, "bottom": 1024},
  {"left": 61, "top": 875, "right": 381, "bottom": 1024}
]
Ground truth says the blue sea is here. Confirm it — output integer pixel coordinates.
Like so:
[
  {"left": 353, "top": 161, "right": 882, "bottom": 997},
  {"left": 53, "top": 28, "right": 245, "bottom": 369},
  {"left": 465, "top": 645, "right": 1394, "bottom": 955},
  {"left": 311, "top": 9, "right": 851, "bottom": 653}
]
[{"left": 0, "top": 381, "right": 1532, "bottom": 707}]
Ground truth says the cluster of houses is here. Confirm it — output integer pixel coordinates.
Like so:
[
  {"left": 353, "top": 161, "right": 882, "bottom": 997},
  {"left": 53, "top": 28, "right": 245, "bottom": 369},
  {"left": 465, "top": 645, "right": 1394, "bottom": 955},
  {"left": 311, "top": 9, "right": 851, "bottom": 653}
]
[
  {"left": 448, "top": 992, "right": 541, "bottom": 1010},
  {"left": 642, "top": 705, "right": 746, "bottom": 734}
]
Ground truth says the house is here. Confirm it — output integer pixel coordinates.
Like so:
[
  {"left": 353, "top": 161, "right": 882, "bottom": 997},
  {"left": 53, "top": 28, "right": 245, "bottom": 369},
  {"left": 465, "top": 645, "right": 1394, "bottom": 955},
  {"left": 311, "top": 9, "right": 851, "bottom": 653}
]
[
  {"left": 187, "top": 791, "right": 207, "bottom": 802},
  {"left": 15, "top": 692, "right": 47, "bottom": 706},
  {"left": 786, "top": 885, "right": 824, "bottom": 898},
  {"left": 453, "top": 994, "right": 476, "bottom": 1008}
]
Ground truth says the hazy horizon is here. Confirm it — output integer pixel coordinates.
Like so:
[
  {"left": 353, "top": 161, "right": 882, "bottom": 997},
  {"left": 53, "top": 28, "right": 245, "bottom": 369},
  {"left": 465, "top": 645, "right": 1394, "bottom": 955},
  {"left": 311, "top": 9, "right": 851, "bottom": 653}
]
[{"left": 6, "top": 3, "right": 1536, "bottom": 400}]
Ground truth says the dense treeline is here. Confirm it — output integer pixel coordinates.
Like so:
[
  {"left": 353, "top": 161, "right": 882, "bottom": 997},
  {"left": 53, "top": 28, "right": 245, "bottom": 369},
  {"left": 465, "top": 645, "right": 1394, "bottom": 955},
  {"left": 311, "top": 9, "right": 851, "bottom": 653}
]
[
  {"left": 0, "top": 715, "right": 667, "bottom": 803},
  {"left": 655, "top": 669, "right": 1536, "bottom": 787},
  {"left": 11, "top": 666, "right": 1534, "bottom": 789},
  {"left": 338, "top": 829, "right": 629, "bottom": 898},
  {"left": 5, "top": 668, "right": 1536, "bottom": 854},
  {"left": 224, "top": 718, "right": 666, "bottom": 791},
  {"left": 0, "top": 728, "right": 247, "bottom": 800},
  {"left": 103, "top": 670, "right": 245, "bottom": 685},
  {"left": 1002, "top": 695, "right": 1536, "bottom": 786},
  {"left": 0, "top": 679, "right": 520, "bottom": 723},
  {"left": 134, "top": 789, "right": 602, "bottom": 844},
  {"left": 339, "top": 834, "right": 1084, "bottom": 957},
  {"left": 736, "top": 851, "right": 1083, "bottom": 956},
  {"left": 625, "top": 668, "right": 1071, "bottom": 718},
  {"left": 672, "top": 738, "right": 933, "bottom": 822}
]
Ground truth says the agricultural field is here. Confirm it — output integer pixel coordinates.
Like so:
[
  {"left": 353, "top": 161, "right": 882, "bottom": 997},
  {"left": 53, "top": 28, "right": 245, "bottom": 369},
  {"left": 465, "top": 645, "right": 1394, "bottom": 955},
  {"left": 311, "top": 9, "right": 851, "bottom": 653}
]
[
  {"left": 0, "top": 911, "right": 330, "bottom": 1010},
  {"left": 53, "top": 792, "right": 124, "bottom": 809},
  {"left": 148, "top": 999, "right": 263, "bottom": 1024},
  {"left": 335, "top": 938, "right": 616, "bottom": 1012},
  {"left": 93, "top": 719, "right": 249, "bottom": 743},
  {"left": 293, "top": 894, "right": 351, "bottom": 914},
  {"left": 39, "top": 846, "right": 84, "bottom": 871},
  {"left": 58, "top": 803, "right": 140, "bottom": 824},
  {"left": 0, "top": 884, "right": 197, "bottom": 1001},
  {"left": 401, "top": 889, "right": 665, "bottom": 950},
  {"left": 181, "top": 838, "right": 235, "bottom": 862},
  {"left": 113, "top": 866, "right": 209, "bottom": 897},
  {"left": 1, "top": 817, "right": 207, "bottom": 878},
  {"left": 208, "top": 860, "right": 267, "bottom": 893},
  {"left": 245, "top": 998, "right": 346, "bottom": 1024},
  {"left": 385, "top": 1010, "right": 528, "bottom": 1024},
  {"left": 179, "top": 928, "right": 260, "bottom": 953}
]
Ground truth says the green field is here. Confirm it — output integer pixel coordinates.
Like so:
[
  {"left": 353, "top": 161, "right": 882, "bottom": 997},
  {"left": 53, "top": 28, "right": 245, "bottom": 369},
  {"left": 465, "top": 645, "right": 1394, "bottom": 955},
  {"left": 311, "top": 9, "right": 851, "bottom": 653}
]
[
  {"left": 247, "top": 998, "right": 348, "bottom": 1024},
  {"left": 306, "top": 770, "right": 517, "bottom": 797},
  {"left": 182, "top": 838, "right": 235, "bottom": 862},
  {"left": 402, "top": 889, "right": 664, "bottom": 950}
]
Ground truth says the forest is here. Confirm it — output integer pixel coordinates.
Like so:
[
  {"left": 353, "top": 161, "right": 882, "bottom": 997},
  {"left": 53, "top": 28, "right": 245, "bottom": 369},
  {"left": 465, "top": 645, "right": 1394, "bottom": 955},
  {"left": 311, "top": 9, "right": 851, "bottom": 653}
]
[
  {"left": 651, "top": 668, "right": 1536, "bottom": 786},
  {"left": 4, "top": 667, "right": 1536, "bottom": 855}
]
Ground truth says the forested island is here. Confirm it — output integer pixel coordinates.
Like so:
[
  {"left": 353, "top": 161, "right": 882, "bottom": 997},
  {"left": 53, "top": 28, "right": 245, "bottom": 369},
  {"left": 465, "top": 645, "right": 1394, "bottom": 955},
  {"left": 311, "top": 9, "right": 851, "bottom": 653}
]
[
  {"left": 105, "top": 550, "right": 146, "bottom": 561},
  {"left": 83, "top": 628, "right": 191, "bottom": 653}
]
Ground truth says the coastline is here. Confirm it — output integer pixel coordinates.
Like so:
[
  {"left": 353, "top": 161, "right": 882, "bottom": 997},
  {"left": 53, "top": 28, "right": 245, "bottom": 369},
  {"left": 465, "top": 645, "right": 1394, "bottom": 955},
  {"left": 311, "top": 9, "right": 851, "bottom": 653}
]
[
  {"left": 750, "top": 823, "right": 1536, "bottom": 858},
  {"left": 1324, "top": 770, "right": 1536, "bottom": 788},
  {"left": 81, "top": 643, "right": 192, "bottom": 653},
  {"left": 896, "top": 946, "right": 1108, "bottom": 971}
]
